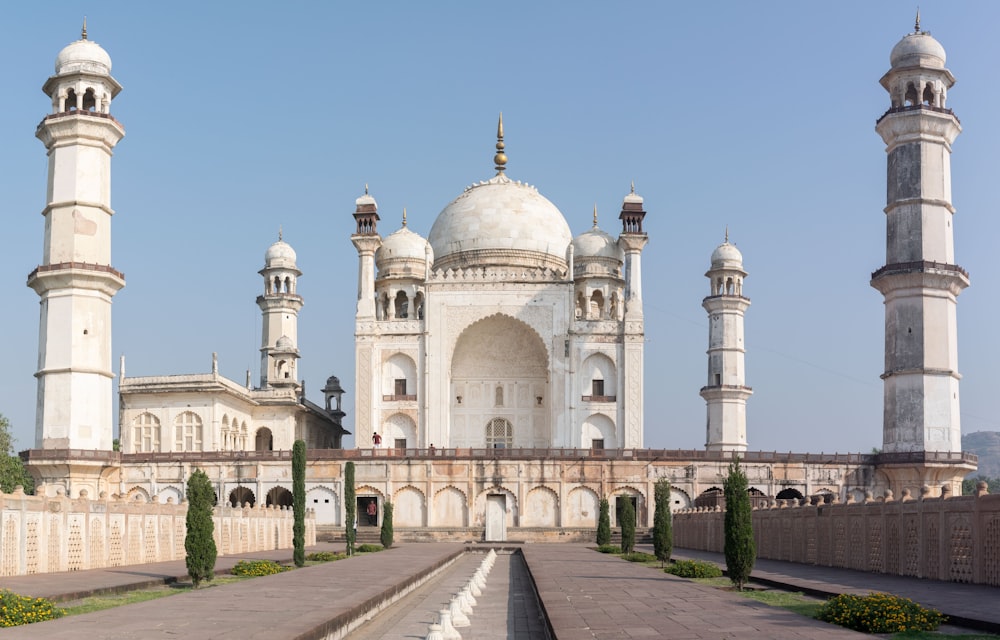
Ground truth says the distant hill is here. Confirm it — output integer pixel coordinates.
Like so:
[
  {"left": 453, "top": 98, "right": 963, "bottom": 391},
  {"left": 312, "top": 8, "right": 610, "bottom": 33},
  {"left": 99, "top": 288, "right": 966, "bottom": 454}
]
[{"left": 963, "top": 431, "right": 1000, "bottom": 478}]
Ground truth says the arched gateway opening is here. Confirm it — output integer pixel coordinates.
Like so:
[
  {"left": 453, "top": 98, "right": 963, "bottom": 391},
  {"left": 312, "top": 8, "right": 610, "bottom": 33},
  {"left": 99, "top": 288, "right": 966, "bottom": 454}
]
[{"left": 450, "top": 314, "right": 550, "bottom": 448}]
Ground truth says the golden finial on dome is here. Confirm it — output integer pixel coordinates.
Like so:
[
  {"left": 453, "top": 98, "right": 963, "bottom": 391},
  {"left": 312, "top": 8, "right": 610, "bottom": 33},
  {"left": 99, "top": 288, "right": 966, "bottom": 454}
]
[
  {"left": 364, "top": 183, "right": 369, "bottom": 195},
  {"left": 278, "top": 225, "right": 283, "bottom": 242},
  {"left": 915, "top": 7, "right": 921, "bottom": 33},
  {"left": 402, "top": 207, "right": 407, "bottom": 227},
  {"left": 82, "top": 16, "right": 88, "bottom": 40},
  {"left": 630, "top": 180, "right": 635, "bottom": 195},
  {"left": 724, "top": 225, "right": 729, "bottom": 244},
  {"left": 494, "top": 112, "right": 507, "bottom": 174},
  {"left": 593, "top": 204, "right": 599, "bottom": 227}
]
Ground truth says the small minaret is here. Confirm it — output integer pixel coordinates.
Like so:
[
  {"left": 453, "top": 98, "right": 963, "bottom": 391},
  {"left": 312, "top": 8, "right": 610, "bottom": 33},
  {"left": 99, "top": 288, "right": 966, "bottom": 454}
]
[
  {"left": 870, "top": 16, "right": 973, "bottom": 494},
  {"left": 701, "top": 232, "right": 751, "bottom": 452},
  {"left": 28, "top": 25, "right": 125, "bottom": 451},
  {"left": 618, "top": 182, "right": 648, "bottom": 320},
  {"left": 257, "top": 232, "right": 303, "bottom": 388},
  {"left": 351, "top": 185, "right": 382, "bottom": 319},
  {"left": 617, "top": 183, "right": 648, "bottom": 446}
]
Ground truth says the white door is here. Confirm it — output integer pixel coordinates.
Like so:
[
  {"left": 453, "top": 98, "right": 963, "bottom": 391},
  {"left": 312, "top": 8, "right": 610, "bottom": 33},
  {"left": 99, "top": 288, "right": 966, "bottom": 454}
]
[{"left": 485, "top": 495, "right": 506, "bottom": 542}]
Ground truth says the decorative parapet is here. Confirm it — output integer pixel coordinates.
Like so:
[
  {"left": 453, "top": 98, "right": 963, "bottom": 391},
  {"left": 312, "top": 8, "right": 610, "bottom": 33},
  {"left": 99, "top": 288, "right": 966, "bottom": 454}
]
[
  {"left": 0, "top": 487, "right": 313, "bottom": 577},
  {"left": 673, "top": 489, "right": 999, "bottom": 586}
]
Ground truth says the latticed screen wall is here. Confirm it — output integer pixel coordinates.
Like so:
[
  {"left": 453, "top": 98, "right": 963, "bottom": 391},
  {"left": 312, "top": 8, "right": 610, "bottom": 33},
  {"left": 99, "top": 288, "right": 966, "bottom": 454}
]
[{"left": 486, "top": 418, "right": 513, "bottom": 448}]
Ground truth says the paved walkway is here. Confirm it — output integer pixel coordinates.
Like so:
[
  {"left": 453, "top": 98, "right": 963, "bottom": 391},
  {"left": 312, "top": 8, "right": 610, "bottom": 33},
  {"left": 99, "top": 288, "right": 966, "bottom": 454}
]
[
  {"left": 665, "top": 546, "right": 1000, "bottom": 634},
  {"left": 2, "top": 542, "right": 997, "bottom": 638}
]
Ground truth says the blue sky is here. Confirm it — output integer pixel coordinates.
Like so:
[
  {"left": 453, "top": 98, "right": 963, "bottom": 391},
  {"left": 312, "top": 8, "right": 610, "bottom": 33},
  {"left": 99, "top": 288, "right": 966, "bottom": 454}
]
[{"left": 3, "top": 2, "right": 1000, "bottom": 453}]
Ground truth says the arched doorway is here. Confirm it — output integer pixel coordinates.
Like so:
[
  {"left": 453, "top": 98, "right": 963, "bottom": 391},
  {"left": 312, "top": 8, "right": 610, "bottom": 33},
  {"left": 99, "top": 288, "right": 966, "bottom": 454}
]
[
  {"left": 229, "top": 486, "right": 256, "bottom": 507},
  {"left": 265, "top": 487, "right": 292, "bottom": 508},
  {"left": 451, "top": 314, "right": 549, "bottom": 448}
]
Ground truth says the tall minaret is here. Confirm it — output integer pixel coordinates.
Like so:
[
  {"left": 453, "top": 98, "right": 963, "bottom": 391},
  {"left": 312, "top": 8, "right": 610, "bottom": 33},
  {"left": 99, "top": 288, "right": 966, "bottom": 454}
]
[
  {"left": 27, "top": 25, "right": 125, "bottom": 452},
  {"left": 617, "top": 184, "right": 648, "bottom": 446},
  {"left": 871, "top": 17, "right": 974, "bottom": 493},
  {"left": 700, "top": 233, "right": 751, "bottom": 452},
  {"left": 257, "top": 232, "right": 303, "bottom": 388},
  {"left": 352, "top": 187, "right": 382, "bottom": 447},
  {"left": 871, "top": 18, "right": 969, "bottom": 452}
]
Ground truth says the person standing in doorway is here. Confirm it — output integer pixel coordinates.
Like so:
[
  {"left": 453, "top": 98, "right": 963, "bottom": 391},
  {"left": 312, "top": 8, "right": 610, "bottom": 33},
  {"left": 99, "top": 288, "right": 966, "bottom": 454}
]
[{"left": 367, "top": 499, "right": 377, "bottom": 525}]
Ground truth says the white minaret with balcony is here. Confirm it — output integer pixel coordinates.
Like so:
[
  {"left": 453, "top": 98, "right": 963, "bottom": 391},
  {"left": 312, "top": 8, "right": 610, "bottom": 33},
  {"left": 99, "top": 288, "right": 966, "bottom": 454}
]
[
  {"left": 257, "top": 233, "right": 303, "bottom": 388},
  {"left": 870, "top": 16, "right": 974, "bottom": 494},
  {"left": 700, "top": 233, "right": 751, "bottom": 452},
  {"left": 28, "top": 24, "right": 125, "bottom": 452}
]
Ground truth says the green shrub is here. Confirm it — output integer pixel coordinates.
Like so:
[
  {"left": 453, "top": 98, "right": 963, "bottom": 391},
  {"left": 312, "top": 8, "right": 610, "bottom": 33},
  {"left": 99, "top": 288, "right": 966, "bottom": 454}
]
[
  {"left": 596, "top": 498, "right": 611, "bottom": 546},
  {"left": 0, "top": 590, "right": 64, "bottom": 627},
  {"left": 652, "top": 478, "right": 672, "bottom": 564},
  {"left": 723, "top": 455, "right": 755, "bottom": 590},
  {"left": 664, "top": 559, "right": 723, "bottom": 578},
  {"left": 622, "top": 551, "right": 657, "bottom": 563},
  {"left": 596, "top": 544, "right": 621, "bottom": 554},
  {"left": 380, "top": 501, "right": 394, "bottom": 549},
  {"left": 816, "top": 592, "right": 946, "bottom": 634},
  {"left": 185, "top": 468, "right": 217, "bottom": 587},
  {"left": 292, "top": 439, "right": 306, "bottom": 568},
  {"left": 620, "top": 497, "right": 636, "bottom": 554},
  {"left": 357, "top": 543, "right": 383, "bottom": 553},
  {"left": 345, "top": 462, "right": 356, "bottom": 556},
  {"left": 306, "top": 551, "right": 346, "bottom": 562},
  {"left": 230, "top": 559, "right": 289, "bottom": 577}
]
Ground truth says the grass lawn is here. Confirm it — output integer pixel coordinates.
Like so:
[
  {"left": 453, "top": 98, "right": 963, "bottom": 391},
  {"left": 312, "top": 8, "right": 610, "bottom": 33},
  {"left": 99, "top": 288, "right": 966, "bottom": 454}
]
[{"left": 61, "top": 575, "right": 247, "bottom": 616}]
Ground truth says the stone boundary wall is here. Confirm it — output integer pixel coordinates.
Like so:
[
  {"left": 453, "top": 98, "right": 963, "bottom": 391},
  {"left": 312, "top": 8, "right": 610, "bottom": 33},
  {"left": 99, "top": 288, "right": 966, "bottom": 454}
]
[
  {"left": 673, "top": 491, "right": 1000, "bottom": 586},
  {"left": 0, "top": 487, "right": 315, "bottom": 577}
]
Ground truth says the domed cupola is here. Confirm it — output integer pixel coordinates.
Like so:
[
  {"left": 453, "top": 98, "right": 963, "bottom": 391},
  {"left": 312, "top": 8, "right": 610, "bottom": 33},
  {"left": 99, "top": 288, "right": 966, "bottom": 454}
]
[
  {"left": 880, "top": 11, "right": 955, "bottom": 111},
  {"left": 43, "top": 21, "right": 122, "bottom": 114},
  {"left": 707, "top": 229, "right": 747, "bottom": 297},
  {"left": 572, "top": 206, "right": 624, "bottom": 279},
  {"left": 427, "top": 115, "right": 572, "bottom": 273},
  {"left": 376, "top": 209, "right": 433, "bottom": 279},
  {"left": 260, "top": 230, "right": 301, "bottom": 295},
  {"left": 572, "top": 205, "right": 625, "bottom": 321}
]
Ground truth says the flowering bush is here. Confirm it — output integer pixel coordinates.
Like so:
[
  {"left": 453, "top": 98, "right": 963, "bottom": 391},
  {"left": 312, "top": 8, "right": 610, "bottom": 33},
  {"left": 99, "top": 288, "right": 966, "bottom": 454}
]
[
  {"left": 0, "top": 590, "right": 65, "bottom": 627},
  {"left": 230, "top": 559, "right": 289, "bottom": 577},
  {"left": 817, "top": 592, "right": 945, "bottom": 633},
  {"left": 306, "top": 551, "right": 346, "bottom": 562},
  {"left": 664, "top": 559, "right": 723, "bottom": 578}
]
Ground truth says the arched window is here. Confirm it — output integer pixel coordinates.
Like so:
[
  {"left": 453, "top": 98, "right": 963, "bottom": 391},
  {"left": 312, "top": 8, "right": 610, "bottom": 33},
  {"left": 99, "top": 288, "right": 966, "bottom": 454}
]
[
  {"left": 132, "top": 412, "right": 161, "bottom": 453},
  {"left": 394, "top": 291, "right": 409, "bottom": 319},
  {"left": 174, "top": 412, "right": 203, "bottom": 452},
  {"left": 495, "top": 385, "right": 504, "bottom": 407},
  {"left": 589, "top": 290, "right": 604, "bottom": 319},
  {"left": 255, "top": 427, "right": 274, "bottom": 451},
  {"left": 66, "top": 88, "right": 78, "bottom": 111},
  {"left": 82, "top": 87, "right": 97, "bottom": 111},
  {"left": 486, "top": 418, "right": 513, "bottom": 449}
]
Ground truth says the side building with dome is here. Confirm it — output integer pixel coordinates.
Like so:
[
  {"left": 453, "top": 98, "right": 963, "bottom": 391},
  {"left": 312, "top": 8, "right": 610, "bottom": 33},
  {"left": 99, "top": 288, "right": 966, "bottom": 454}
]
[{"left": 351, "top": 119, "right": 647, "bottom": 453}]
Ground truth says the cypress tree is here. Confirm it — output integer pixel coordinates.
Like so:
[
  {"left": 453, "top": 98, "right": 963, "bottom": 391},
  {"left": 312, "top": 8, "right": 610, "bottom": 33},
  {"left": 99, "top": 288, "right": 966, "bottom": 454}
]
[
  {"left": 380, "top": 500, "right": 394, "bottom": 549},
  {"left": 292, "top": 439, "right": 306, "bottom": 567},
  {"left": 620, "top": 496, "right": 636, "bottom": 554},
  {"left": 723, "top": 455, "right": 755, "bottom": 591},
  {"left": 652, "top": 478, "right": 673, "bottom": 566},
  {"left": 596, "top": 497, "right": 611, "bottom": 546},
  {"left": 345, "top": 461, "right": 356, "bottom": 555},
  {"left": 185, "top": 468, "right": 217, "bottom": 587}
]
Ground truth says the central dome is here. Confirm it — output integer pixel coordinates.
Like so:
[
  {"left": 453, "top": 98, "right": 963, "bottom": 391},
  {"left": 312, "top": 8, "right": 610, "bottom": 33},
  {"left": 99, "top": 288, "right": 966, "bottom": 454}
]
[{"left": 428, "top": 174, "right": 572, "bottom": 272}]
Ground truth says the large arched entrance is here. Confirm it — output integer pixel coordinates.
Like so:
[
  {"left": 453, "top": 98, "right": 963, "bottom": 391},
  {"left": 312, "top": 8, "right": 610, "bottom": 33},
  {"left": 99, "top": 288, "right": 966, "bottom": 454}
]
[{"left": 450, "top": 314, "right": 550, "bottom": 448}]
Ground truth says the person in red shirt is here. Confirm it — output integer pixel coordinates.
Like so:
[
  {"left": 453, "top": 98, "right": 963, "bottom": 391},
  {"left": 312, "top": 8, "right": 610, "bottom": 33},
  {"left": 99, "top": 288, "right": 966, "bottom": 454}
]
[{"left": 366, "top": 500, "right": 377, "bottom": 525}]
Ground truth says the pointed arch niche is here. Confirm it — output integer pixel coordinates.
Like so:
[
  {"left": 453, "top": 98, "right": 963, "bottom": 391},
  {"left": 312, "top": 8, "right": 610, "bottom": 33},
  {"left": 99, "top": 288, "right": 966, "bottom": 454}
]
[{"left": 450, "top": 314, "right": 550, "bottom": 448}]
